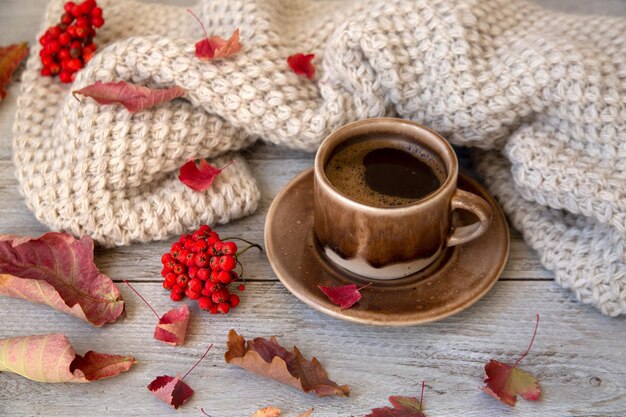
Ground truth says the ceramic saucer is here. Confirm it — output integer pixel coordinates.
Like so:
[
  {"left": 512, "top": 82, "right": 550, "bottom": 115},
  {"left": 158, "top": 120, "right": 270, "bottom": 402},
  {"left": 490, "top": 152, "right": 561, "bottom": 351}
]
[{"left": 264, "top": 169, "right": 509, "bottom": 326}]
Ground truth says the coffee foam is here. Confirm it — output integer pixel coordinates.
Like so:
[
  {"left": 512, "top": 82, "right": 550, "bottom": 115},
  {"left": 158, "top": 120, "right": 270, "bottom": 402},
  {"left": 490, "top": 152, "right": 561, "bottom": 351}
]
[{"left": 324, "top": 136, "right": 447, "bottom": 207}]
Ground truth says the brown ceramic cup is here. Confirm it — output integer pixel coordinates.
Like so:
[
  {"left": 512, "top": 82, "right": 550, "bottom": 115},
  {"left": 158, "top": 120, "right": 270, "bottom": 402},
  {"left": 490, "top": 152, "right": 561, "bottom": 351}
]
[{"left": 313, "top": 118, "right": 493, "bottom": 280}]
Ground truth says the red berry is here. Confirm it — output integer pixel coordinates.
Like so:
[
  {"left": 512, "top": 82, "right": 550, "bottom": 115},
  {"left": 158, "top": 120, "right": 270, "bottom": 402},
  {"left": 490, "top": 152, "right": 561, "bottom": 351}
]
[
  {"left": 61, "top": 13, "right": 73, "bottom": 25},
  {"left": 48, "top": 26, "right": 61, "bottom": 38},
  {"left": 184, "top": 251, "right": 196, "bottom": 267},
  {"left": 222, "top": 241, "right": 237, "bottom": 255},
  {"left": 41, "top": 55, "right": 55, "bottom": 67},
  {"left": 194, "top": 252, "right": 209, "bottom": 267},
  {"left": 176, "top": 249, "right": 189, "bottom": 263},
  {"left": 183, "top": 237, "right": 195, "bottom": 251},
  {"left": 206, "top": 236, "right": 219, "bottom": 246},
  {"left": 59, "top": 70, "right": 73, "bottom": 83},
  {"left": 219, "top": 255, "right": 236, "bottom": 271},
  {"left": 170, "top": 291, "right": 184, "bottom": 302},
  {"left": 70, "top": 4, "right": 82, "bottom": 17},
  {"left": 209, "top": 256, "right": 220, "bottom": 271},
  {"left": 212, "top": 287, "right": 229, "bottom": 304},
  {"left": 64, "top": 2, "right": 76, "bottom": 13},
  {"left": 160, "top": 267, "right": 171, "bottom": 277},
  {"left": 198, "top": 296, "right": 214, "bottom": 310},
  {"left": 238, "top": 284, "right": 246, "bottom": 291},
  {"left": 91, "top": 6, "right": 103, "bottom": 17},
  {"left": 210, "top": 270, "right": 220, "bottom": 283},
  {"left": 199, "top": 224, "right": 212, "bottom": 232},
  {"left": 192, "top": 230, "right": 207, "bottom": 241},
  {"left": 217, "top": 270, "right": 232, "bottom": 284},
  {"left": 214, "top": 241, "right": 224, "bottom": 252},
  {"left": 45, "top": 40, "right": 61, "bottom": 54},
  {"left": 188, "top": 278, "right": 203, "bottom": 293},
  {"left": 91, "top": 15, "right": 104, "bottom": 28},
  {"left": 50, "top": 64, "right": 61, "bottom": 75},
  {"left": 172, "top": 262, "right": 185, "bottom": 275},
  {"left": 58, "top": 48, "right": 71, "bottom": 60},
  {"left": 41, "top": 67, "right": 52, "bottom": 76},
  {"left": 217, "top": 302, "right": 230, "bottom": 314},
  {"left": 66, "top": 25, "right": 78, "bottom": 38},
  {"left": 197, "top": 268, "right": 210, "bottom": 281},
  {"left": 170, "top": 242, "right": 182, "bottom": 258},
  {"left": 209, "top": 304, "right": 219, "bottom": 314},
  {"left": 75, "top": 16, "right": 90, "bottom": 28},
  {"left": 229, "top": 294, "right": 240, "bottom": 307},
  {"left": 179, "top": 233, "right": 190, "bottom": 243},
  {"left": 203, "top": 281, "right": 220, "bottom": 294},
  {"left": 75, "top": 26, "right": 90, "bottom": 38},
  {"left": 193, "top": 239, "right": 207, "bottom": 252},
  {"left": 176, "top": 274, "right": 190, "bottom": 287},
  {"left": 207, "top": 245, "right": 218, "bottom": 256},
  {"left": 188, "top": 266, "right": 198, "bottom": 279},
  {"left": 164, "top": 272, "right": 177, "bottom": 284},
  {"left": 185, "top": 288, "right": 201, "bottom": 300},
  {"left": 172, "top": 284, "right": 185, "bottom": 294},
  {"left": 163, "top": 280, "right": 173, "bottom": 290},
  {"left": 79, "top": 0, "right": 95, "bottom": 15}
]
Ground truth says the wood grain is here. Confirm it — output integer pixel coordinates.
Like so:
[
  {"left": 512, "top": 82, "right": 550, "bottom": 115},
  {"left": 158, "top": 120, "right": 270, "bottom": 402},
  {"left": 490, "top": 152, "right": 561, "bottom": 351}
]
[{"left": 1, "top": 0, "right": 625, "bottom": 416}]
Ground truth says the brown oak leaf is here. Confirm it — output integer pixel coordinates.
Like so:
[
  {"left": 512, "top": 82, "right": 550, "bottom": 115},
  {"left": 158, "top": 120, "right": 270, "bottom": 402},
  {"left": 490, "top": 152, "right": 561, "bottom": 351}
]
[
  {"left": 0, "top": 232, "right": 125, "bottom": 326},
  {"left": 73, "top": 80, "right": 185, "bottom": 112},
  {"left": 0, "top": 42, "right": 28, "bottom": 100},
  {"left": 224, "top": 329, "right": 350, "bottom": 397},
  {"left": 0, "top": 334, "right": 135, "bottom": 382}
]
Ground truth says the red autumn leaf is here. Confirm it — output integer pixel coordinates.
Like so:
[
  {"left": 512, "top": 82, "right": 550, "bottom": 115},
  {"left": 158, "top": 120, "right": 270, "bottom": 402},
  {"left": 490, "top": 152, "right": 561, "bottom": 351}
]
[
  {"left": 124, "top": 281, "right": 190, "bottom": 346},
  {"left": 251, "top": 407, "right": 282, "bottom": 417},
  {"left": 318, "top": 282, "right": 372, "bottom": 309},
  {"left": 188, "top": 9, "right": 242, "bottom": 60},
  {"left": 0, "top": 232, "right": 125, "bottom": 326},
  {"left": 148, "top": 343, "right": 213, "bottom": 409},
  {"left": 0, "top": 333, "right": 135, "bottom": 382},
  {"left": 73, "top": 80, "right": 185, "bottom": 112},
  {"left": 225, "top": 329, "right": 350, "bottom": 397},
  {"left": 482, "top": 314, "right": 542, "bottom": 406},
  {"left": 365, "top": 382, "right": 427, "bottom": 417},
  {"left": 0, "top": 42, "right": 28, "bottom": 100},
  {"left": 287, "top": 53, "right": 315, "bottom": 79},
  {"left": 179, "top": 159, "right": 234, "bottom": 192}
]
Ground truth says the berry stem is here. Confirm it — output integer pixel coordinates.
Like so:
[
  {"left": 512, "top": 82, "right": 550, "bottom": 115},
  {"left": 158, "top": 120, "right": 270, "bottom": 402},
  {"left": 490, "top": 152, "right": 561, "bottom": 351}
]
[
  {"left": 513, "top": 313, "right": 540, "bottom": 368},
  {"left": 235, "top": 242, "right": 263, "bottom": 257},
  {"left": 186, "top": 9, "right": 209, "bottom": 42},
  {"left": 123, "top": 280, "right": 160, "bottom": 320},
  {"left": 419, "top": 380, "right": 425, "bottom": 411},
  {"left": 221, "top": 237, "right": 261, "bottom": 248},
  {"left": 181, "top": 343, "right": 213, "bottom": 381}
]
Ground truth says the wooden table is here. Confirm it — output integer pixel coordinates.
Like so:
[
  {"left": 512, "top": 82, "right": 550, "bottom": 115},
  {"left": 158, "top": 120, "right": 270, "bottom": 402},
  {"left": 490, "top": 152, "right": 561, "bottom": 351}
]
[{"left": 1, "top": 1, "right": 625, "bottom": 416}]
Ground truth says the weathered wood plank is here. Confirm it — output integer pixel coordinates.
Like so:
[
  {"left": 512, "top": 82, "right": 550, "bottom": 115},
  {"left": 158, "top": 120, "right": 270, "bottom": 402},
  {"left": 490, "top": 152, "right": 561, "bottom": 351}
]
[{"left": 0, "top": 281, "right": 624, "bottom": 417}]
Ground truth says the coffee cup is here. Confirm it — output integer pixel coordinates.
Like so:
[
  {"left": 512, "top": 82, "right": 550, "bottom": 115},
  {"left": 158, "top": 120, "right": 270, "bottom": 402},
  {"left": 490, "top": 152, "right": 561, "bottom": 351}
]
[{"left": 313, "top": 117, "right": 493, "bottom": 279}]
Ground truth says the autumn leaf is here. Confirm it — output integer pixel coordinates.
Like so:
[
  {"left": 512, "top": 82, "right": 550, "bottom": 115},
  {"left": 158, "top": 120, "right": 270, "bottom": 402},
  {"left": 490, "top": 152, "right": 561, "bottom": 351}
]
[
  {"left": 0, "top": 42, "right": 28, "bottom": 100},
  {"left": 482, "top": 314, "right": 541, "bottom": 406},
  {"left": 287, "top": 53, "right": 315, "bottom": 79},
  {"left": 224, "top": 329, "right": 350, "bottom": 397},
  {"left": 365, "top": 382, "right": 426, "bottom": 417},
  {"left": 179, "top": 159, "right": 234, "bottom": 192},
  {"left": 148, "top": 343, "right": 212, "bottom": 409},
  {"left": 124, "top": 281, "right": 190, "bottom": 346},
  {"left": 0, "top": 334, "right": 135, "bottom": 383},
  {"left": 248, "top": 407, "right": 313, "bottom": 417},
  {"left": 188, "top": 9, "right": 242, "bottom": 60},
  {"left": 0, "top": 232, "right": 125, "bottom": 326},
  {"left": 318, "top": 282, "right": 372, "bottom": 309},
  {"left": 73, "top": 80, "right": 185, "bottom": 112}
]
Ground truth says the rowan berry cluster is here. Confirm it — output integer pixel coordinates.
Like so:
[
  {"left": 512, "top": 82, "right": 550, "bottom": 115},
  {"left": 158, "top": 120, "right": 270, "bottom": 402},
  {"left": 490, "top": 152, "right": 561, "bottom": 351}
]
[
  {"left": 162, "top": 225, "right": 256, "bottom": 314},
  {"left": 38, "top": 0, "right": 104, "bottom": 83}
]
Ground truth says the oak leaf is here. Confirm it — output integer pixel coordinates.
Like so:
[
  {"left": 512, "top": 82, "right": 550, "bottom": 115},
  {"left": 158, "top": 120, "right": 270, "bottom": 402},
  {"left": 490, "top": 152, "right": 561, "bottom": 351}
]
[
  {"left": 224, "top": 329, "right": 350, "bottom": 397},
  {"left": 318, "top": 283, "right": 371, "bottom": 309},
  {"left": 179, "top": 159, "right": 233, "bottom": 192},
  {"left": 0, "top": 232, "right": 125, "bottom": 326},
  {"left": 0, "top": 334, "right": 135, "bottom": 382},
  {"left": 287, "top": 53, "right": 315, "bottom": 79},
  {"left": 73, "top": 80, "right": 185, "bottom": 112},
  {"left": 482, "top": 314, "right": 541, "bottom": 406},
  {"left": 0, "top": 42, "right": 28, "bottom": 100}
]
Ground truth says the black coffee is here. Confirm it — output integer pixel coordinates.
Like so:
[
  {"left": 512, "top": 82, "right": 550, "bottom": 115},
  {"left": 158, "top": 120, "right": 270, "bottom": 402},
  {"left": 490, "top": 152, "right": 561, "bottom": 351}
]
[{"left": 325, "top": 135, "right": 446, "bottom": 207}]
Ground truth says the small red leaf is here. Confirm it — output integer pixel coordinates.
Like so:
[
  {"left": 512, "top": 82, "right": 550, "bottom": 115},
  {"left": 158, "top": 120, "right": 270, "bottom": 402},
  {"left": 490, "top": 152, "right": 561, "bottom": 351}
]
[
  {"left": 366, "top": 383, "right": 427, "bottom": 417},
  {"left": 147, "top": 375, "right": 193, "bottom": 409},
  {"left": 482, "top": 314, "right": 542, "bottom": 406},
  {"left": 0, "top": 42, "right": 28, "bottom": 100},
  {"left": 73, "top": 80, "right": 185, "bottom": 112},
  {"left": 287, "top": 53, "right": 315, "bottom": 79},
  {"left": 154, "top": 304, "right": 190, "bottom": 347},
  {"left": 318, "top": 282, "right": 371, "bottom": 309},
  {"left": 179, "top": 159, "right": 233, "bottom": 192},
  {"left": 188, "top": 9, "right": 242, "bottom": 60}
]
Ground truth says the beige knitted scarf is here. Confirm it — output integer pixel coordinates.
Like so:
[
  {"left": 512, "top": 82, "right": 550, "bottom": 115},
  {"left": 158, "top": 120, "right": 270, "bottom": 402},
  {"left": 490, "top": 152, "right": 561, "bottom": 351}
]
[{"left": 13, "top": 0, "right": 625, "bottom": 316}]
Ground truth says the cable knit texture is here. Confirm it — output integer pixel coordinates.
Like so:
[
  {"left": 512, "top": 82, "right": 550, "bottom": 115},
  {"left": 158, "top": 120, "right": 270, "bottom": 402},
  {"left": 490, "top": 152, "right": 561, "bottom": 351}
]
[{"left": 13, "top": 0, "right": 625, "bottom": 315}]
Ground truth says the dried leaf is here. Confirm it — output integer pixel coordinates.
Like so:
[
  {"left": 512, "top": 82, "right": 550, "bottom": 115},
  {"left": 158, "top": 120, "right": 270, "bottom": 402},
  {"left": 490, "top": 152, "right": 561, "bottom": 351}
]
[
  {"left": 297, "top": 409, "right": 314, "bottom": 417},
  {"left": 225, "top": 329, "right": 350, "bottom": 397},
  {"left": 73, "top": 80, "right": 185, "bottom": 112},
  {"left": 0, "top": 232, "right": 125, "bottom": 326},
  {"left": 251, "top": 406, "right": 282, "bottom": 417},
  {"left": 148, "top": 375, "right": 193, "bottom": 409},
  {"left": 0, "top": 334, "right": 135, "bottom": 383},
  {"left": 318, "top": 283, "right": 371, "bottom": 309},
  {"left": 188, "top": 10, "right": 242, "bottom": 60},
  {"left": 482, "top": 314, "right": 542, "bottom": 406},
  {"left": 179, "top": 159, "right": 233, "bottom": 192},
  {"left": 154, "top": 304, "right": 190, "bottom": 347},
  {"left": 366, "top": 396, "right": 426, "bottom": 417},
  {"left": 0, "top": 42, "right": 28, "bottom": 100},
  {"left": 287, "top": 53, "right": 315, "bottom": 79},
  {"left": 148, "top": 343, "right": 213, "bottom": 409}
]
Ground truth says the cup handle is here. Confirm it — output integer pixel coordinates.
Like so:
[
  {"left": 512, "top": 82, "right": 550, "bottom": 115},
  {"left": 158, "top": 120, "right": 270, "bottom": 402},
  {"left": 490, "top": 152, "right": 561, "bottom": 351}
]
[{"left": 446, "top": 189, "right": 493, "bottom": 247}]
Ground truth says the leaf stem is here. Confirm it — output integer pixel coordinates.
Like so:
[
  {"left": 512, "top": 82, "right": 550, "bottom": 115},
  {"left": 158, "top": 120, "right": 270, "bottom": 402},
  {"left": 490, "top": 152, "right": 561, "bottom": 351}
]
[
  {"left": 200, "top": 408, "right": 211, "bottom": 417},
  {"left": 513, "top": 313, "right": 540, "bottom": 368},
  {"left": 357, "top": 282, "right": 373, "bottom": 291},
  {"left": 219, "top": 159, "right": 235, "bottom": 172},
  {"left": 123, "top": 280, "right": 160, "bottom": 320},
  {"left": 420, "top": 380, "right": 425, "bottom": 411},
  {"left": 182, "top": 343, "right": 213, "bottom": 381},
  {"left": 186, "top": 9, "right": 209, "bottom": 41}
]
